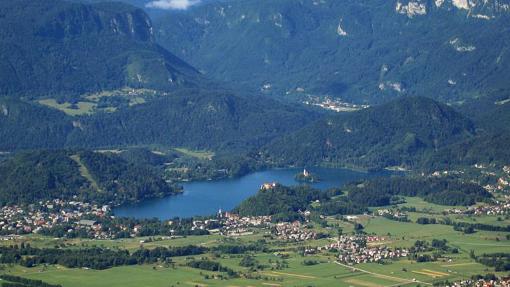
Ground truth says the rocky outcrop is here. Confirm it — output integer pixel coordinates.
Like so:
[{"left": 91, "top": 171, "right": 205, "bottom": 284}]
[{"left": 36, "top": 2, "right": 154, "bottom": 42}]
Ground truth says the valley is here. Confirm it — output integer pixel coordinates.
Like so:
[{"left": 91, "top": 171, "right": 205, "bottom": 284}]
[{"left": 0, "top": 0, "right": 509, "bottom": 286}]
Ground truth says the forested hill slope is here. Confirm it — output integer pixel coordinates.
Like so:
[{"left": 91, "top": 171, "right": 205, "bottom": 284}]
[
  {"left": 153, "top": 0, "right": 510, "bottom": 104},
  {"left": 0, "top": 150, "right": 177, "bottom": 206},
  {"left": 0, "top": 90, "right": 315, "bottom": 152},
  {"left": 0, "top": 0, "right": 202, "bottom": 98},
  {"left": 262, "top": 96, "right": 476, "bottom": 170},
  {"left": 64, "top": 89, "right": 316, "bottom": 151}
]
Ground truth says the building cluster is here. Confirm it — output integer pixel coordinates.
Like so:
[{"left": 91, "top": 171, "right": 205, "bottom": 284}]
[
  {"left": 431, "top": 170, "right": 465, "bottom": 177},
  {"left": 503, "top": 166, "right": 510, "bottom": 175},
  {"left": 445, "top": 196, "right": 510, "bottom": 216},
  {"left": 316, "top": 235, "right": 408, "bottom": 264},
  {"left": 446, "top": 278, "right": 510, "bottom": 287},
  {"left": 375, "top": 209, "right": 408, "bottom": 220},
  {"left": 216, "top": 211, "right": 271, "bottom": 236},
  {"left": 0, "top": 199, "right": 110, "bottom": 238},
  {"left": 303, "top": 96, "right": 369, "bottom": 113},
  {"left": 469, "top": 198, "right": 510, "bottom": 216},
  {"left": 478, "top": 165, "right": 510, "bottom": 193},
  {"left": 273, "top": 221, "right": 317, "bottom": 241}
]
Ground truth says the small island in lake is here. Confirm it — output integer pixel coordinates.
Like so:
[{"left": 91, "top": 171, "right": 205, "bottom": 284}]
[{"left": 294, "top": 169, "right": 320, "bottom": 183}]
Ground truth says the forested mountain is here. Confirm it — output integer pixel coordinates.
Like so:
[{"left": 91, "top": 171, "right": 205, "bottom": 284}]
[
  {"left": 263, "top": 97, "right": 476, "bottom": 170},
  {"left": 0, "top": 98, "right": 73, "bottom": 150},
  {"left": 422, "top": 133, "right": 510, "bottom": 170},
  {"left": 0, "top": 0, "right": 202, "bottom": 98},
  {"left": 0, "top": 90, "right": 314, "bottom": 151},
  {"left": 0, "top": 0, "right": 322, "bottom": 153},
  {"left": 0, "top": 150, "right": 177, "bottom": 206},
  {"left": 153, "top": 0, "right": 510, "bottom": 104},
  {"left": 64, "top": 89, "right": 316, "bottom": 151},
  {"left": 457, "top": 91, "right": 510, "bottom": 134}
]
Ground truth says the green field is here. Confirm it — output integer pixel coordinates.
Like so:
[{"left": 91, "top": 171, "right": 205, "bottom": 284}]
[
  {"left": 1, "top": 249, "right": 503, "bottom": 287},
  {"left": 1, "top": 202, "right": 509, "bottom": 287},
  {"left": 174, "top": 148, "right": 215, "bottom": 160},
  {"left": 38, "top": 99, "right": 96, "bottom": 116}
]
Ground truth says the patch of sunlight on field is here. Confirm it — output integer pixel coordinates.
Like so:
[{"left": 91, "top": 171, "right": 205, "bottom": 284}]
[
  {"left": 174, "top": 148, "right": 215, "bottom": 160},
  {"left": 38, "top": 99, "right": 96, "bottom": 116}
]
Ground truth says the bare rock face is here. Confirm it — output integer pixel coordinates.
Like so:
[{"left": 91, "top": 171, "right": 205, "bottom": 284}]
[
  {"left": 396, "top": 0, "right": 510, "bottom": 18},
  {"left": 35, "top": 3, "right": 154, "bottom": 42},
  {"left": 396, "top": 1, "right": 428, "bottom": 18},
  {"left": 1, "top": 105, "right": 8, "bottom": 116}
]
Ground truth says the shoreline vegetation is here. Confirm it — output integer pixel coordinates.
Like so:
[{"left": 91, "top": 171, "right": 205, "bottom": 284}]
[{"left": 294, "top": 169, "right": 320, "bottom": 183}]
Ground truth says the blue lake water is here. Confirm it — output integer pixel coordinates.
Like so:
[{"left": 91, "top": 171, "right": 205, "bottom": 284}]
[{"left": 113, "top": 167, "right": 393, "bottom": 219}]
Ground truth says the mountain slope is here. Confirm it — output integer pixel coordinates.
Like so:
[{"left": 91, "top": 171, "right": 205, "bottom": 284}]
[
  {"left": 65, "top": 89, "right": 317, "bottom": 151},
  {"left": 0, "top": 0, "right": 202, "bottom": 98},
  {"left": 263, "top": 96, "right": 475, "bottom": 169},
  {"left": 0, "top": 90, "right": 315, "bottom": 152},
  {"left": 153, "top": 0, "right": 510, "bottom": 104},
  {"left": 0, "top": 0, "right": 317, "bottom": 153},
  {"left": 0, "top": 150, "right": 177, "bottom": 206}
]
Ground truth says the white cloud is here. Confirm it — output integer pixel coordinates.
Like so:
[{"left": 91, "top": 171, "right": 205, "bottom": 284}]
[{"left": 146, "top": 0, "right": 201, "bottom": 10}]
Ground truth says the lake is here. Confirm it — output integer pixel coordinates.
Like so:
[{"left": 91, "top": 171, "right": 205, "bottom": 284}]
[{"left": 113, "top": 167, "right": 393, "bottom": 219}]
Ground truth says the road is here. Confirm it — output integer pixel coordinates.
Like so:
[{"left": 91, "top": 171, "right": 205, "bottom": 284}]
[{"left": 333, "top": 261, "right": 432, "bottom": 286}]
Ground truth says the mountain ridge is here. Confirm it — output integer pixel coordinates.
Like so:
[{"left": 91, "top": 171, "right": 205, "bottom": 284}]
[
  {"left": 0, "top": 0, "right": 202, "bottom": 98},
  {"left": 153, "top": 0, "right": 510, "bottom": 104}
]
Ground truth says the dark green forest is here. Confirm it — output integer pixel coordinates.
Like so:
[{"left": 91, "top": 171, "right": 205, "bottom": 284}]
[
  {"left": 153, "top": 0, "right": 510, "bottom": 104},
  {"left": 0, "top": 0, "right": 201, "bottom": 98},
  {"left": 263, "top": 97, "right": 477, "bottom": 170},
  {"left": 234, "top": 176, "right": 492, "bottom": 221},
  {"left": 0, "top": 150, "right": 178, "bottom": 206}
]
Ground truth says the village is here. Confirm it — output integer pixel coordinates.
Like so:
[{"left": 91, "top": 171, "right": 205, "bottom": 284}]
[
  {"left": 446, "top": 277, "right": 510, "bottom": 287},
  {"left": 313, "top": 235, "right": 409, "bottom": 265},
  {"left": 0, "top": 199, "right": 110, "bottom": 239}
]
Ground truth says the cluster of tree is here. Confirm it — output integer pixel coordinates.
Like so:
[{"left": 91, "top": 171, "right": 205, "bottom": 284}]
[
  {"left": 212, "top": 242, "right": 267, "bottom": 255},
  {"left": 381, "top": 212, "right": 410, "bottom": 222},
  {"left": 0, "top": 275, "right": 61, "bottom": 287},
  {"left": 451, "top": 222, "right": 510, "bottom": 233},
  {"left": 408, "top": 239, "right": 458, "bottom": 263},
  {"left": 239, "top": 255, "right": 261, "bottom": 269},
  {"left": 234, "top": 184, "right": 326, "bottom": 221},
  {"left": 0, "top": 244, "right": 205, "bottom": 270},
  {"left": 187, "top": 259, "right": 237, "bottom": 277},
  {"left": 345, "top": 177, "right": 491, "bottom": 207},
  {"left": 475, "top": 253, "right": 510, "bottom": 271},
  {"left": 302, "top": 259, "right": 320, "bottom": 266},
  {"left": 313, "top": 199, "right": 366, "bottom": 216},
  {"left": 416, "top": 217, "right": 437, "bottom": 225}
]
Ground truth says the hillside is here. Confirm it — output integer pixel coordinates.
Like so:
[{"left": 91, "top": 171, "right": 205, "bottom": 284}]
[
  {"left": 0, "top": 89, "right": 315, "bottom": 152},
  {"left": 0, "top": 0, "right": 202, "bottom": 98},
  {"left": 0, "top": 150, "right": 177, "bottom": 206},
  {"left": 262, "top": 97, "right": 475, "bottom": 170},
  {"left": 422, "top": 133, "right": 510, "bottom": 170},
  {"left": 153, "top": 0, "right": 510, "bottom": 104}
]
